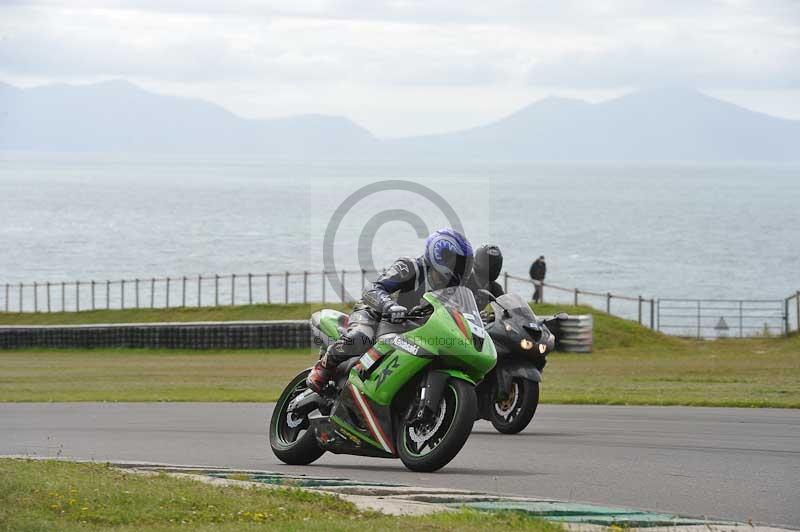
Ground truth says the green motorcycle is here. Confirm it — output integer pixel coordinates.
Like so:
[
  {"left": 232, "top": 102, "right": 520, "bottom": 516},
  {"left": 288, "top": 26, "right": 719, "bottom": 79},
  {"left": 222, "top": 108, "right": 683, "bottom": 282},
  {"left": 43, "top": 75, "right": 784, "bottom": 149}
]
[{"left": 269, "top": 286, "right": 497, "bottom": 472}]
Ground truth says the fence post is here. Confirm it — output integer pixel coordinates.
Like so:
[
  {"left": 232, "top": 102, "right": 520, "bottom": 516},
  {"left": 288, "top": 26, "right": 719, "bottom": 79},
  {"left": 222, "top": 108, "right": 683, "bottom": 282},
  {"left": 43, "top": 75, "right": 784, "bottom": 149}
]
[
  {"left": 796, "top": 290, "right": 799, "bottom": 333},
  {"left": 606, "top": 292, "right": 611, "bottom": 314},
  {"left": 61, "top": 282, "right": 65, "bottom": 312},
  {"left": 75, "top": 281, "right": 80, "bottom": 312},
  {"left": 135, "top": 279, "right": 140, "bottom": 308},
  {"left": 4, "top": 283, "right": 8, "bottom": 312},
  {"left": 197, "top": 275, "right": 202, "bottom": 307},
  {"left": 33, "top": 282, "right": 38, "bottom": 312},
  {"left": 214, "top": 275, "right": 219, "bottom": 307},
  {"left": 166, "top": 277, "right": 171, "bottom": 308},
  {"left": 150, "top": 278, "right": 155, "bottom": 308},
  {"left": 785, "top": 298, "right": 790, "bottom": 336},
  {"left": 696, "top": 300, "right": 701, "bottom": 339},
  {"left": 284, "top": 272, "right": 289, "bottom": 303},
  {"left": 266, "top": 273, "right": 270, "bottom": 304},
  {"left": 303, "top": 271, "right": 308, "bottom": 303},
  {"left": 106, "top": 280, "right": 110, "bottom": 309},
  {"left": 361, "top": 269, "right": 365, "bottom": 290},
  {"left": 650, "top": 299, "right": 655, "bottom": 329},
  {"left": 121, "top": 280, "right": 125, "bottom": 309},
  {"left": 322, "top": 271, "right": 326, "bottom": 303},
  {"left": 46, "top": 282, "right": 51, "bottom": 312},
  {"left": 656, "top": 299, "right": 660, "bottom": 331},
  {"left": 341, "top": 270, "right": 346, "bottom": 303},
  {"left": 18, "top": 282, "right": 23, "bottom": 312},
  {"left": 182, "top": 276, "right": 187, "bottom": 307},
  {"left": 91, "top": 281, "right": 96, "bottom": 310},
  {"left": 638, "top": 295, "right": 642, "bottom": 324},
  {"left": 231, "top": 274, "right": 236, "bottom": 306},
  {"left": 248, "top": 273, "right": 253, "bottom": 305},
  {"left": 574, "top": 288, "right": 579, "bottom": 306},
  {"left": 739, "top": 300, "right": 743, "bottom": 338},
  {"left": 503, "top": 272, "right": 508, "bottom": 293}
]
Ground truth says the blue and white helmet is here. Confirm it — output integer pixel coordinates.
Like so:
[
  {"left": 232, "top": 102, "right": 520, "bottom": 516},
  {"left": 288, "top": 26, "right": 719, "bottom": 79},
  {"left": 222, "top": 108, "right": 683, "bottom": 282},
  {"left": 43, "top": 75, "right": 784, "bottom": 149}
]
[{"left": 424, "top": 228, "right": 474, "bottom": 286}]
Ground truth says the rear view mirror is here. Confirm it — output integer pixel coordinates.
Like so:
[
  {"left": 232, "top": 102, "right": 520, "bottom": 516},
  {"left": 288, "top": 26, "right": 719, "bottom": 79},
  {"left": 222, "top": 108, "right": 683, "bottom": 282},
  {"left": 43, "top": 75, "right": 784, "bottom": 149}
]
[{"left": 555, "top": 312, "right": 569, "bottom": 320}]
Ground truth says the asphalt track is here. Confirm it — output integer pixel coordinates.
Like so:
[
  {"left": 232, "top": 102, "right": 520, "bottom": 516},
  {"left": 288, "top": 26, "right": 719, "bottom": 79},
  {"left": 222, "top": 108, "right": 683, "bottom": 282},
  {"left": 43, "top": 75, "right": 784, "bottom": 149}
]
[{"left": 1, "top": 403, "right": 798, "bottom": 528}]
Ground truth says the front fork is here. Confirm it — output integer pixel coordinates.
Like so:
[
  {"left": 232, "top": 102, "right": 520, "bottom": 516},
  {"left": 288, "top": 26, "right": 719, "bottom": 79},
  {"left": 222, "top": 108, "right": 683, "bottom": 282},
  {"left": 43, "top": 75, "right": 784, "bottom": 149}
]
[{"left": 406, "top": 370, "right": 449, "bottom": 423}]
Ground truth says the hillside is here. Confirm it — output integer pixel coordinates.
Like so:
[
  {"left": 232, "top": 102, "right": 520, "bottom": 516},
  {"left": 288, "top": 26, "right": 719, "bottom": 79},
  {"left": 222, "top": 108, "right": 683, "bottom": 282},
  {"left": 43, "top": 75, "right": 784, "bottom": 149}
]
[{"left": 2, "top": 80, "right": 798, "bottom": 161}]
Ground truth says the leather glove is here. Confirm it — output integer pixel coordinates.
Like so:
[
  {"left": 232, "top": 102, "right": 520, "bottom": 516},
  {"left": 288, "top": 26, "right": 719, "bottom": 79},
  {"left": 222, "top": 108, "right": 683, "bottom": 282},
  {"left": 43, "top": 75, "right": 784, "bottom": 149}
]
[{"left": 386, "top": 304, "right": 408, "bottom": 324}]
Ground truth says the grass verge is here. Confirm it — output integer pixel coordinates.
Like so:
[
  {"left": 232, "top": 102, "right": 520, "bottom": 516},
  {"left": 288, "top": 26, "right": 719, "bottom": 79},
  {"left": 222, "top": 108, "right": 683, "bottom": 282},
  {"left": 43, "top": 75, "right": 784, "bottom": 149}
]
[
  {"left": 1, "top": 303, "right": 798, "bottom": 407},
  {"left": 0, "top": 459, "right": 561, "bottom": 532},
  {"left": 1, "top": 336, "right": 798, "bottom": 406}
]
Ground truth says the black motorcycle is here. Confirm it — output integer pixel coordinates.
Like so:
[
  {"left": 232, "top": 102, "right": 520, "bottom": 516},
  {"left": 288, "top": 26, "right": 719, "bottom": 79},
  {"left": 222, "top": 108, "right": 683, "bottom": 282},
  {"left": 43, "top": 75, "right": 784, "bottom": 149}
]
[{"left": 475, "top": 290, "right": 567, "bottom": 434}]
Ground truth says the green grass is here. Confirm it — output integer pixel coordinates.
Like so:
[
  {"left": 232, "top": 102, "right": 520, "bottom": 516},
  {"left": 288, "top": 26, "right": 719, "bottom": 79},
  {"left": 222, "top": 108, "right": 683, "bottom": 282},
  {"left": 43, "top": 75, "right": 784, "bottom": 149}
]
[
  {"left": 0, "top": 303, "right": 351, "bottom": 325},
  {"left": 0, "top": 459, "right": 562, "bottom": 531},
  {"left": 1, "top": 303, "right": 798, "bottom": 407}
]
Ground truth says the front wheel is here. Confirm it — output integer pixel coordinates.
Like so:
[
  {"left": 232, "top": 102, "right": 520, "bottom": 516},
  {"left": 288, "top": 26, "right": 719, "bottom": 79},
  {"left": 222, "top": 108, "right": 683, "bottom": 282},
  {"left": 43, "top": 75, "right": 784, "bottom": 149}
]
[
  {"left": 269, "top": 370, "right": 326, "bottom": 465},
  {"left": 489, "top": 378, "right": 539, "bottom": 434},
  {"left": 397, "top": 379, "right": 477, "bottom": 472}
]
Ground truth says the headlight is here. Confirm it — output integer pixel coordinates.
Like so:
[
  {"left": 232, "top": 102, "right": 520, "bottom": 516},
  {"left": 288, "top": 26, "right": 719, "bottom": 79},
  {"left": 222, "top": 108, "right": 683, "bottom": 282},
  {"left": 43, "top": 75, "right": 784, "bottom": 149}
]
[{"left": 520, "top": 339, "right": 534, "bottom": 350}]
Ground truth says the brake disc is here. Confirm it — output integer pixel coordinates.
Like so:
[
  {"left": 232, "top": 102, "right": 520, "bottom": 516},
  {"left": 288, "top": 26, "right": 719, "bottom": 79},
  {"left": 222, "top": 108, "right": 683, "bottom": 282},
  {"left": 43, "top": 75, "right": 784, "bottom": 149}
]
[
  {"left": 408, "top": 398, "right": 447, "bottom": 445},
  {"left": 286, "top": 412, "right": 304, "bottom": 428},
  {"left": 494, "top": 382, "right": 519, "bottom": 417}
]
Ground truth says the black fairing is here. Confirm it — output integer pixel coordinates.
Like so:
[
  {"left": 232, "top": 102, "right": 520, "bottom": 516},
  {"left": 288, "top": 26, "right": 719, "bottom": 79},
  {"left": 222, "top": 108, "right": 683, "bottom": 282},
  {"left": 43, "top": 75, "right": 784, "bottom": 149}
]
[{"left": 485, "top": 294, "right": 552, "bottom": 364}]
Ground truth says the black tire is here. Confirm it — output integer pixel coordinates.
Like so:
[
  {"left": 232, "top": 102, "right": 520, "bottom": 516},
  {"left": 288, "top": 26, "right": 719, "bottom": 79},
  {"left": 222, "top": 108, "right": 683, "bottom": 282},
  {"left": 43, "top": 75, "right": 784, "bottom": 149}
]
[
  {"left": 269, "top": 370, "right": 326, "bottom": 465},
  {"left": 397, "top": 379, "right": 477, "bottom": 472},
  {"left": 489, "top": 378, "right": 539, "bottom": 434}
]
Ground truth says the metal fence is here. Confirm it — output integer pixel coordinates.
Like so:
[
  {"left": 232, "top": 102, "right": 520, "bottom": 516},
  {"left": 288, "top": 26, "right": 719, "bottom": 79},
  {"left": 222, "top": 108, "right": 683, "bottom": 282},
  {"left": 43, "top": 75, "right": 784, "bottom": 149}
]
[
  {"left": 505, "top": 274, "right": 657, "bottom": 328},
  {"left": 657, "top": 296, "right": 799, "bottom": 339},
  {"left": 0, "top": 270, "right": 381, "bottom": 313},
  {"left": 2, "top": 270, "right": 798, "bottom": 338}
]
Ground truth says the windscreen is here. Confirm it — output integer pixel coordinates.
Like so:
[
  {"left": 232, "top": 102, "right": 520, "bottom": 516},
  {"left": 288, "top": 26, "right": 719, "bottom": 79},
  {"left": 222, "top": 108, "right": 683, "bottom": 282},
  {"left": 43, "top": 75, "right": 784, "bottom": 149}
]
[
  {"left": 431, "top": 286, "right": 480, "bottom": 318},
  {"left": 495, "top": 293, "right": 536, "bottom": 320}
]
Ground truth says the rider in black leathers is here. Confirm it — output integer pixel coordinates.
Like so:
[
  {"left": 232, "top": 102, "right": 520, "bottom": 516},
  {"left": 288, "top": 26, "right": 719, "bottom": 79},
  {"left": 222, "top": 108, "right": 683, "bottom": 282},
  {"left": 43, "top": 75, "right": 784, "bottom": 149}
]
[
  {"left": 307, "top": 228, "right": 475, "bottom": 392},
  {"left": 466, "top": 244, "right": 505, "bottom": 310}
]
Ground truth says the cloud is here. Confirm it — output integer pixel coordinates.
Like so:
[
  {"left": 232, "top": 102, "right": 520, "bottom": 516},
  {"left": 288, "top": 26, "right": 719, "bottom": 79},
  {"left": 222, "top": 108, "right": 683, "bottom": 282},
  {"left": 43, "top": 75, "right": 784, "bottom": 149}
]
[
  {"left": 1, "top": 1, "right": 797, "bottom": 89},
  {"left": 1, "top": 0, "right": 798, "bottom": 133}
]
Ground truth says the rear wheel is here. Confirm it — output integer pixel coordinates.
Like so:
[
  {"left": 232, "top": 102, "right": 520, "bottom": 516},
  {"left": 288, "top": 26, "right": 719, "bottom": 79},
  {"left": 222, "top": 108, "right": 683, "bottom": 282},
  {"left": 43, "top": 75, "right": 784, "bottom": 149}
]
[
  {"left": 397, "top": 379, "right": 477, "bottom": 472},
  {"left": 489, "top": 378, "right": 539, "bottom": 434},
  {"left": 269, "top": 370, "right": 325, "bottom": 465}
]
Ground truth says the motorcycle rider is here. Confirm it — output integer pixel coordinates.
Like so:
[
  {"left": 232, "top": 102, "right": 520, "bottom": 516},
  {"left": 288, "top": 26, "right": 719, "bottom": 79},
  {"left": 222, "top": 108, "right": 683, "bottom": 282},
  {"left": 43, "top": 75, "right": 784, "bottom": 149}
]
[
  {"left": 307, "top": 228, "right": 475, "bottom": 393},
  {"left": 467, "top": 244, "right": 505, "bottom": 310}
]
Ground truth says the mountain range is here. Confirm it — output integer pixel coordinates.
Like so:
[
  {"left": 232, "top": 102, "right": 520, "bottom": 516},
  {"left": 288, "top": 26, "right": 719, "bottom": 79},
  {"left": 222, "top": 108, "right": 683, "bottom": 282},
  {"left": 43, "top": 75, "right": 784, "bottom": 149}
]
[{"left": 1, "top": 80, "right": 798, "bottom": 162}]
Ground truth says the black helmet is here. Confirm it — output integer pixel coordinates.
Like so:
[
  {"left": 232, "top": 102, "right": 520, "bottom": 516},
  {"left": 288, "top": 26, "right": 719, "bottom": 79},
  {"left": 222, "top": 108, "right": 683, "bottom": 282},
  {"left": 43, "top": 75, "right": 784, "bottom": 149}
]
[{"left": 474, "top": 244, "right": 503, "bottom": 282}]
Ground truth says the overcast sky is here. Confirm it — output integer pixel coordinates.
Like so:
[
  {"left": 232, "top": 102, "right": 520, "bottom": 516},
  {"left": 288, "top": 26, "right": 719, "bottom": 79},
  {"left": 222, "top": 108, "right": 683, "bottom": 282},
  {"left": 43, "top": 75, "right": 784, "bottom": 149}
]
[{"left": 1, "top": 0, "right": 798, "bottom": 136}]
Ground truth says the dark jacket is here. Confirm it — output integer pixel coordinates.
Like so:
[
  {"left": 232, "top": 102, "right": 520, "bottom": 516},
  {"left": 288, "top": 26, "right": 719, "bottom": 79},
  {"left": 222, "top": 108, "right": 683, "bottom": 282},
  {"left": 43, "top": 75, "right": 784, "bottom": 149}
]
[
  {"left": 529, "top": 259, "right": 546, "bottom": 281},
  {"left": 361, "top": 256, "right": 429, "bottom": 314}
]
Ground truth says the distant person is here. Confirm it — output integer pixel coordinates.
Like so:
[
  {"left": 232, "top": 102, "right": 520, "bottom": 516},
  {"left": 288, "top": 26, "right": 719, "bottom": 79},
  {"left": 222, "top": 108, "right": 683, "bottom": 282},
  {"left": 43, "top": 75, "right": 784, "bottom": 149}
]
[{"left": 529, "top": 255, "right": 546, "bottom": 303}]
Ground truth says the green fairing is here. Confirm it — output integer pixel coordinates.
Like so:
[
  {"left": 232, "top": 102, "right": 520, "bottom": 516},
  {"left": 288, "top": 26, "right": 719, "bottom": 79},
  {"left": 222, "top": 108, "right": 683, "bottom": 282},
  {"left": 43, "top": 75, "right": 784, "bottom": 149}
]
[
  {"left": 350, "top": 291, "right": 497, "bottom": 406},
  {"left": 316, "top": 309, "right": 346, "bottom": 341},
  {"left": 434, "top": 369, "right": 476, "bottom": 385}
]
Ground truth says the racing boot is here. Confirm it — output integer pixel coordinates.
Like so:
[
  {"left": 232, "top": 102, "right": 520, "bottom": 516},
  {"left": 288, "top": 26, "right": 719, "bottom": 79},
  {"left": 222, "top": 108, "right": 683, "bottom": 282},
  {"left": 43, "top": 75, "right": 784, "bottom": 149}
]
[{"left": 306, "top": 359, "right": 333, "bottom": 393}]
